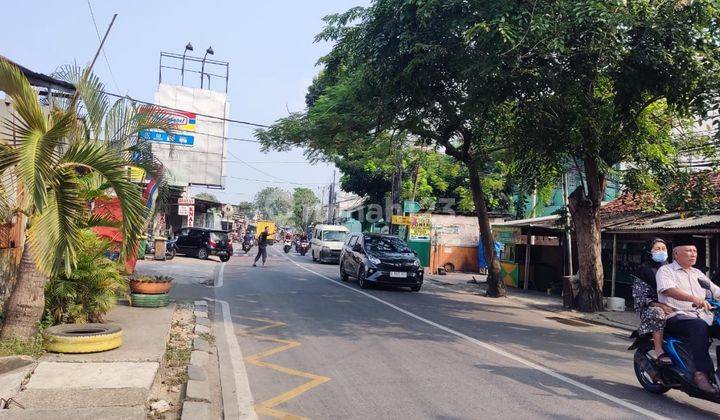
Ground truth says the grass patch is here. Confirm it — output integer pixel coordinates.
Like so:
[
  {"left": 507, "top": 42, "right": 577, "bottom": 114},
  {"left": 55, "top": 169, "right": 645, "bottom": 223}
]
[
  {"left": 0, "top": 335, "right": 45, "bottom": 358},
  {"left": 165, "top": 346, "right": 191, "bottom": 367},
  {"left": 198, "top": 332, "right": 215, "bottom": 346}
]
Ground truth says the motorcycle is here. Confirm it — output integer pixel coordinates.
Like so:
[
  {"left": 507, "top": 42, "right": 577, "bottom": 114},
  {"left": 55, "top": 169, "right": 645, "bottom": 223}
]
[
  {"left": 242, "top": 241, "right": 253, "bottom": 254},
  {"left": 283, "top": 239, "right": 292, "bottom": 254},
  {"left": 165, "top": 237, "right": 177, "bottom": 260},
  {"left": 146, "top": 236, "right": 177, "bottom": 260},
  {"left": 298, "top": 240, "right": 310, "bottom": 256},
  {"left": 630, "top": 283, "right": 720, "bottom": 403}
]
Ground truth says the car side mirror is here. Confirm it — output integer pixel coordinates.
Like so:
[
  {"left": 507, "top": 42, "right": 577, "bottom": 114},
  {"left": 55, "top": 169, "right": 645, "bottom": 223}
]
[
  {"left": 412, "top": 250, "right": 418, "bottom": 256},
  {"left": 353, "top": 243, "right": 363, "bottom": 253}
]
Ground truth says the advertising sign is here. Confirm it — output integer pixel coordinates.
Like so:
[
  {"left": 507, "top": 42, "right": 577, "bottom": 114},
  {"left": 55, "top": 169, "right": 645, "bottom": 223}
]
[
  {"left": 391, "top": 215, "right": 412, "bottom": 226},
  {"left": 409, "top": 214, "right": 432, "bottom": 238},
  {"left": 493, "top": 227, "right": 520, "bottom": 244},
  {"left": 185, "top": 206, "right": 195, "bottom": 227},
  {"left": 148, "top": 84, "right": 229, "bottom": 188},
  {"left": 178, "top": 205, "right": 191, "bottom": 216},
  {"left": 178, "top": 197, "right": 195, "bottom": 206},
  {"left": 139, "top": 130, "right": 195, "bottom": 146}
]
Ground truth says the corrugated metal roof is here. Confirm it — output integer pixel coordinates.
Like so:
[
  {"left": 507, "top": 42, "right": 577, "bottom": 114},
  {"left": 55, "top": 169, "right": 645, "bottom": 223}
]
[
  {"left": 606, "top": 213, "right": 720, "bottom": 231},
  {"left": 493, "top": 215, "right": 561, "bottom": 228}
]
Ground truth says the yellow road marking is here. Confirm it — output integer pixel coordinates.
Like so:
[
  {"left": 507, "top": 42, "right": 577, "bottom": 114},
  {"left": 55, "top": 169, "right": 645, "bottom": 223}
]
[{"left": 239, "top": 316, "right": 331, "bottom": 419}]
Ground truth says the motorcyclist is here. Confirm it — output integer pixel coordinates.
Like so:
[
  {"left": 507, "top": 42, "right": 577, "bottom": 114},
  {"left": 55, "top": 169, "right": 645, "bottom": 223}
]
[
  {"left": 243, "top": 231, "right": 253, "bottom": 245},
  {"left": 657, "top": 237, "right": 720, "bottom": 394}
]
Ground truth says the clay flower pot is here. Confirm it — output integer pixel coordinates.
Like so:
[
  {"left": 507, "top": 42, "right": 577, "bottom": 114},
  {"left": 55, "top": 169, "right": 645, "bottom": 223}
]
[{"left": 129, "top": 277, "right": 172, "bottom": 295}]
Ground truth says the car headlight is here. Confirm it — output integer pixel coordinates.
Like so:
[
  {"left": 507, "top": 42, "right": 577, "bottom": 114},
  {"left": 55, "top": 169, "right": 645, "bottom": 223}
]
[
  {"left": 412, "top": 259, "right": 420, "bottom": 267},
  {"left": 368, "top": 256, "right": 381, "bottom": 265}
]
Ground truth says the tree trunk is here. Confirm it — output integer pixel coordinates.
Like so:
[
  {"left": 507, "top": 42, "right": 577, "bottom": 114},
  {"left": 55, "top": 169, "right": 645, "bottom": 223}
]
[
  {"left": 1, "top": 243, "right": 47, "bottom": 341},
  {"left": 468, "top": 160, "right": 506, "bottom": 297},
  {"left": 567, "top": 158, "right": 606, "bottom": 312}
]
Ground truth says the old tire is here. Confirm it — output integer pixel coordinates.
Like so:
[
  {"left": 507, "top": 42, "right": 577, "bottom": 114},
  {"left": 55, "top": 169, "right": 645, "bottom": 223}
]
[
  {"left": 44, "top": 324, "right": 122, "bottom": 354},
  {"left": 129, "top": 280, "right": 172, "bottom": 295},
  {"left": 130, "top": 293, "right": 169, "bottom": 308}
]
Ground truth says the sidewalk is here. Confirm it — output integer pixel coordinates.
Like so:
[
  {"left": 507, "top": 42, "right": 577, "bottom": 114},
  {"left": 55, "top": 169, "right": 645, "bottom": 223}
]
[
  {"left": 0, "top": 302, "right": 175, "bottom": 419},
  {"left": 425, "top": 271, "right": 639, "bottom": 332}
]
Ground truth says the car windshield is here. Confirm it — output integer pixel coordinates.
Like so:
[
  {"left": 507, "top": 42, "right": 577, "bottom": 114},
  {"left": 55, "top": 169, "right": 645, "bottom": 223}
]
[
  {"left": 364, "top": 236, "right": 411, "bottom": 253},
  {"left": 322, "top": 231, "right": 347, "bottom": 242},
  {"left": 210, "top": 232, "right": 229, "bottom": 242}
]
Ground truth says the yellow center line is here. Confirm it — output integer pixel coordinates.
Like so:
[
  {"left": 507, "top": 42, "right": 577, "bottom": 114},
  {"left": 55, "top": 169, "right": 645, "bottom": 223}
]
[{"left": 238, "top": 316, "right": 331, "bottom": 419}]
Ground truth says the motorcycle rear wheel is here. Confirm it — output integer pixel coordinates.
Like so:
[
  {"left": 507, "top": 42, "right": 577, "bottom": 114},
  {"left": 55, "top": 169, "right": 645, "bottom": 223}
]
[{"left": 634, "top": 350, "right": 670, "bottom": 394}]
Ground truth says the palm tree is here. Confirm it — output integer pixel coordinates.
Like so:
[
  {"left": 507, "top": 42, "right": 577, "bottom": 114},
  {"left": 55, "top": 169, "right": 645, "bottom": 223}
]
[{"left": 0, "top": 58, "right": 168, "bottom": 340}]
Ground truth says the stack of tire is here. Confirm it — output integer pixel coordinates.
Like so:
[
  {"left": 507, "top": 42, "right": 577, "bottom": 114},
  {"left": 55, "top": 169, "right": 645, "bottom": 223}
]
[{"left": 129, "top": 276, "right": 172, "bottom": 308}]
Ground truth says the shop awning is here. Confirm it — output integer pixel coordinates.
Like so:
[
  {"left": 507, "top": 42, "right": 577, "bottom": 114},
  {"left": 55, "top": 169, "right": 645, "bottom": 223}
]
[{"left": 605, "top": 213, "right": 720, "bottom": 234}]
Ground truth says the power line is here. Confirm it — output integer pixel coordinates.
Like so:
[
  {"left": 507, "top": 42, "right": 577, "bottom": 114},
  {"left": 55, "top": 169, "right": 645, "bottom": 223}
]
[
  {"left": 101, "top": 90, "right": 270, "bottom": 128},
  {"left": 226, "top": 149, "right": 307, "bottom": 185},
  {"left": 86, "top": 0, "right": 121, "bottom": 94},
  {"left": 225, "top": 175, "right": 325, "bottom": 186}
]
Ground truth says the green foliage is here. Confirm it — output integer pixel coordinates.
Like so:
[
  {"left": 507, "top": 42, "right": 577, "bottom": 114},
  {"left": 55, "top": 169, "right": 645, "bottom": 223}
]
[
  {"left": 44, "top": 230, "right": 127, "bottom": 325},
  {"left": 254, "top": 187, "right": 293, "bottom": 221},
  {"left": 292, "top": 187, "right": 320, "bottom": 229}
]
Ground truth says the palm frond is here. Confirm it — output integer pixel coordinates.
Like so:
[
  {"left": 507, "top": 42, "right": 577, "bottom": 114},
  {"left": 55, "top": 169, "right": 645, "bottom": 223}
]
[
  {"left": 82, "top": 214, "right": 122, "bottom": 229},
  {"left": 0, "top": 58, "right": 47, "bottom": 134},
  {"left": 60, "top": 140, "right": 147, "bottom": 262},
  {"left": 27, "top": 168, "right": 85, "bottom": 275},
  {"left": 53, "top": 64, "right": 108, "bottom": 139}
]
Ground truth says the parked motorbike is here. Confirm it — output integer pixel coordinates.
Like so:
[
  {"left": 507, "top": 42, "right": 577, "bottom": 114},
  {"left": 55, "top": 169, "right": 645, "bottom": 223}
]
[
  {"left": 298, "top": 240, "right": 310, "bottom": 256},
  {"left": 630, "top": 283, "right": 720, "bottom": 403},
  {"left": 146, "top": 237, "right": 177, "bottom": 260},
  {"left": 283, "top": 239, "right": 292, "bottom": 254},
  {"left": 165, "top": 237, "right": 178, "bottom": 260}
]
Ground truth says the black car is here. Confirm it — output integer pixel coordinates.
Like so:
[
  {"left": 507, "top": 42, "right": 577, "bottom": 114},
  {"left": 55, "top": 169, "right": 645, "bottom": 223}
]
[
  {"left": 339, "top": 233, "right": 423, "bottom": 291},
  {"left": 175, "top": 228, "right": 232, "bottom": 262}
]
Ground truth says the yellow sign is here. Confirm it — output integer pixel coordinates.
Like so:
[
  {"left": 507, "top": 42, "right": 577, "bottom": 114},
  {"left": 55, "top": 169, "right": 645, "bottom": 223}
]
[
  {"left": 126, "top": 166, "right": 146, "bottom": 183},
  {"left": 409, "top": 214, "right": 432, "bottom": 238},
  {"left": 391, "top": 215, "right": 412, "bottom": 226}
]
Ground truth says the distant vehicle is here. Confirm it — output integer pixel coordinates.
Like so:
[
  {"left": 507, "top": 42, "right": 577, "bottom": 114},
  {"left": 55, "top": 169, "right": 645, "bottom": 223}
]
[
  {"left": 339, "top": 233, "right": 423, "bottom": 291},
  {"left": 256, "top": 220, "right": 277, "bottom": 245},
  {"left": 175, "top": 228, "right": 232, "bottom": 262},
  {"left": 311, "top": 224, "right": 349, "bottom": 264}
]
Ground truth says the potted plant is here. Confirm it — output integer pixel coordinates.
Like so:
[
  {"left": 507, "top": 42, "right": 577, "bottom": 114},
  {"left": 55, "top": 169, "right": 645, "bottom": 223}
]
[{"left": 129, "top": 275, "right": 173, "bottom": 295}]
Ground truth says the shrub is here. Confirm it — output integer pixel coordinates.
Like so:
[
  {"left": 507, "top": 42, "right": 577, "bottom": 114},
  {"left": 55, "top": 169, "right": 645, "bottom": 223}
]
[{"left": 44, "top": 230, "right": 127, "bottom": 324}]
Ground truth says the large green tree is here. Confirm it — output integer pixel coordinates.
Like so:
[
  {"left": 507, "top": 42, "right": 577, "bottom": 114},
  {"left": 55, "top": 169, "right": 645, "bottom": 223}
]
[
  {"left": 482, "top": 0, "right": 720, "bottom": 310},
  {"left": 292, "top": 187, "right": 320, "bottom": 229},
  {"left": 254, "top": 187, "right": 292, "bottom": 221},
  {"left": 0, "top": 59, "right": 167, "bottom": 339},
  {"left": 259, "top": 1, "right": 523, "bottom": 297}
]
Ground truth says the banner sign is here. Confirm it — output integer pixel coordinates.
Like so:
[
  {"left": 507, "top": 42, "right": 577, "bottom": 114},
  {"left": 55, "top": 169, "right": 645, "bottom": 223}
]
[
  {"left": 178, "top": 197, "right": 195, "bottom": 205},
  {"left": 178, "top": 205, "right": 191, "bottom": 216},
  {"left": 139, "top": 106, "right": 196, "bottom": 132},
  {"left": 139, "top": 130, "right": 194, "bottom": 146},
  {"left": 391, "top": 215, "right": 412, "bottom": 226},
  {"left": 493, "top": 226, "right": 520, "bottom": 244},
  {"left": 409, "top": 214, "right": 432, "bottom": 238}
]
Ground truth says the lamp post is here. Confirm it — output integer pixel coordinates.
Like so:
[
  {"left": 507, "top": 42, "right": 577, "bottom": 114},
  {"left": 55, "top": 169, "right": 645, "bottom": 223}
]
[
  {"left": 200, "top": 46, "right": 214, "bottom": 89},
  {"left": 180, "top": 42, "right": 193, "bottom": 86}
]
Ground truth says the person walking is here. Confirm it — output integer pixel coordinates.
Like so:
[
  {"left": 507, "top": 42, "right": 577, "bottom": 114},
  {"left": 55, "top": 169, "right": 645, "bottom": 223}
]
[{"left": 253, "top": 226, "right": 270, "bottom": 267}]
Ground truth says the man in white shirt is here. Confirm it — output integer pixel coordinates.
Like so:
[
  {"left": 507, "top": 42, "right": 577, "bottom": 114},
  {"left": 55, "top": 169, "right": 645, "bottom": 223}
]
[{"left": 656, "top": 240, "right": 720, "bottom": 394}]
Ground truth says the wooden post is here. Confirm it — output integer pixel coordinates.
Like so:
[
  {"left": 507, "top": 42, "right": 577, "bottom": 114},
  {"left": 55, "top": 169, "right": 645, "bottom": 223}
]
[
  {"left": 611, "top": 234, "right": 617, "bottom": 298},
  {"left": 524, "top": 234, "right": 533, "bottom": 291}
]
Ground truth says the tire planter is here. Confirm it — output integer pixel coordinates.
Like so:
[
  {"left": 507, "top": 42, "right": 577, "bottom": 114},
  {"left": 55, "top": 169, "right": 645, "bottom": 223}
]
[
  {"left": 44, "top": 323, "right": 123, "bottom": 354},
  {"left": 130, "top": 293, "right": 170, "bottom": 308},
  {"left": 129, "top": 280, "right": 172, "bottom": 295}
]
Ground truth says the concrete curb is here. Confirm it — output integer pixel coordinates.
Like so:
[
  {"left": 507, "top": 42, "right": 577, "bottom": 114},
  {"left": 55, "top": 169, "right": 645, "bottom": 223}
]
[{"left": 181, "top": 300, "right": 212, "bottom": 419}]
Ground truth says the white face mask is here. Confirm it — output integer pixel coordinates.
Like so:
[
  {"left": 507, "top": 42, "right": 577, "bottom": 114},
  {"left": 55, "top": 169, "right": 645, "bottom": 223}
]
[{"left": 651, "top": 250, "right": 668, "bottom": 263}]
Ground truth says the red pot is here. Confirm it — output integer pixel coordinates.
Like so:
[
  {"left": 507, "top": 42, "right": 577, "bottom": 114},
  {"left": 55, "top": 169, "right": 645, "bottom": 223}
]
[{"left": 129, "top": 280, "right": 172, "bottom": 295}]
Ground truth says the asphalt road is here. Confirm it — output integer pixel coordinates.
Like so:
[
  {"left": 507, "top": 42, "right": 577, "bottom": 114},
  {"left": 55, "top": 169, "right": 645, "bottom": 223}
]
[{"left": 170, "top": 246, "right": 720, "bottom": 419}]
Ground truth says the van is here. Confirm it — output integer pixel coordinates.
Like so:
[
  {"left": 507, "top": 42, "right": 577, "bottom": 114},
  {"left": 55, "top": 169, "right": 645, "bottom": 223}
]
[{"left": 310, "top": 224, "right": 350, "bottom": 264}]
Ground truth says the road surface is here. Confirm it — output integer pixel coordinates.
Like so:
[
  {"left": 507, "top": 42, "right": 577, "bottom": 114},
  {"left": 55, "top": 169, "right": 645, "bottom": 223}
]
[{"left": 166, "top": 245, "right": 720, "bottom": 419}]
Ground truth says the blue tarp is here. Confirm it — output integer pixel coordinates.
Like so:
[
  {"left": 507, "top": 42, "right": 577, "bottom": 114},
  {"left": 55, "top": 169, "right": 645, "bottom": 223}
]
[{"left": 478, "top": 240, "right": 502, "bottom": 269}]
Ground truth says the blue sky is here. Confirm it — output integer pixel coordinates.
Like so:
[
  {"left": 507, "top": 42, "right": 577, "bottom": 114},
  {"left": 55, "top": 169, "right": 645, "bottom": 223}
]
[{"left": 1, "top": 0, "right": 368, "bottom": 204}]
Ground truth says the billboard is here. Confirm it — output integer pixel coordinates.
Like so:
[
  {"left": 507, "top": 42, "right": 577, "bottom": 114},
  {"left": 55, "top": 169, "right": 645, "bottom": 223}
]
[{"left": 146, "top": 84, "right": 228, "bottom": 188}]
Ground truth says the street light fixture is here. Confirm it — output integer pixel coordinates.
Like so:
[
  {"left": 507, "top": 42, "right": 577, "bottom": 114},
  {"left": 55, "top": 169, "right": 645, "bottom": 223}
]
[
  {"left": 180, "top": 42, "right": 193, "bottom": 86},
  {"left": 200, "top": 46, "right": 214, "bottom": 89}
]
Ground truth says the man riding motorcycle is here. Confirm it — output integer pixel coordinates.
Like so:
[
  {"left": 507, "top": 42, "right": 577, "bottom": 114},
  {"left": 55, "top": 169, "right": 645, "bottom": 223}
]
[{"left": 656, "top": 238, "right": 720, "bottom": 394}]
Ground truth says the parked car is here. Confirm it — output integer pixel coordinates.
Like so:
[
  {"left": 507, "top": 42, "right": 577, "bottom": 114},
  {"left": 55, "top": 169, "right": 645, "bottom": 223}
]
[
  {"left": 339, "top": 233, "right": 423, "bottom": 291},
  {"left": 175, "top": 228, "right": 232, "bottom": 262},
  {"left": 311, "top": 224, "right": 349, "bottom": 264}
]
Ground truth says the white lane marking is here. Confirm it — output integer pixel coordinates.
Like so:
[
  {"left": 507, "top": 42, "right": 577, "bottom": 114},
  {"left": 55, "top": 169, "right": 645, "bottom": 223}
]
[
  {"left": 275, "top": 249, "right": 667, "bottom": 420},
  {"left": 205, "top": 262, "right": 225, "bottom": 288},
  {"left": 207, "top": 297, "right": 257, "bottom": 420}
]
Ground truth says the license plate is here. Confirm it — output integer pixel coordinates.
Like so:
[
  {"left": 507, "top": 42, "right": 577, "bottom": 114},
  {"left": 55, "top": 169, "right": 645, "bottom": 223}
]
[{"left": 390, "top": 271, "right": 407, "bottom": 278}]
